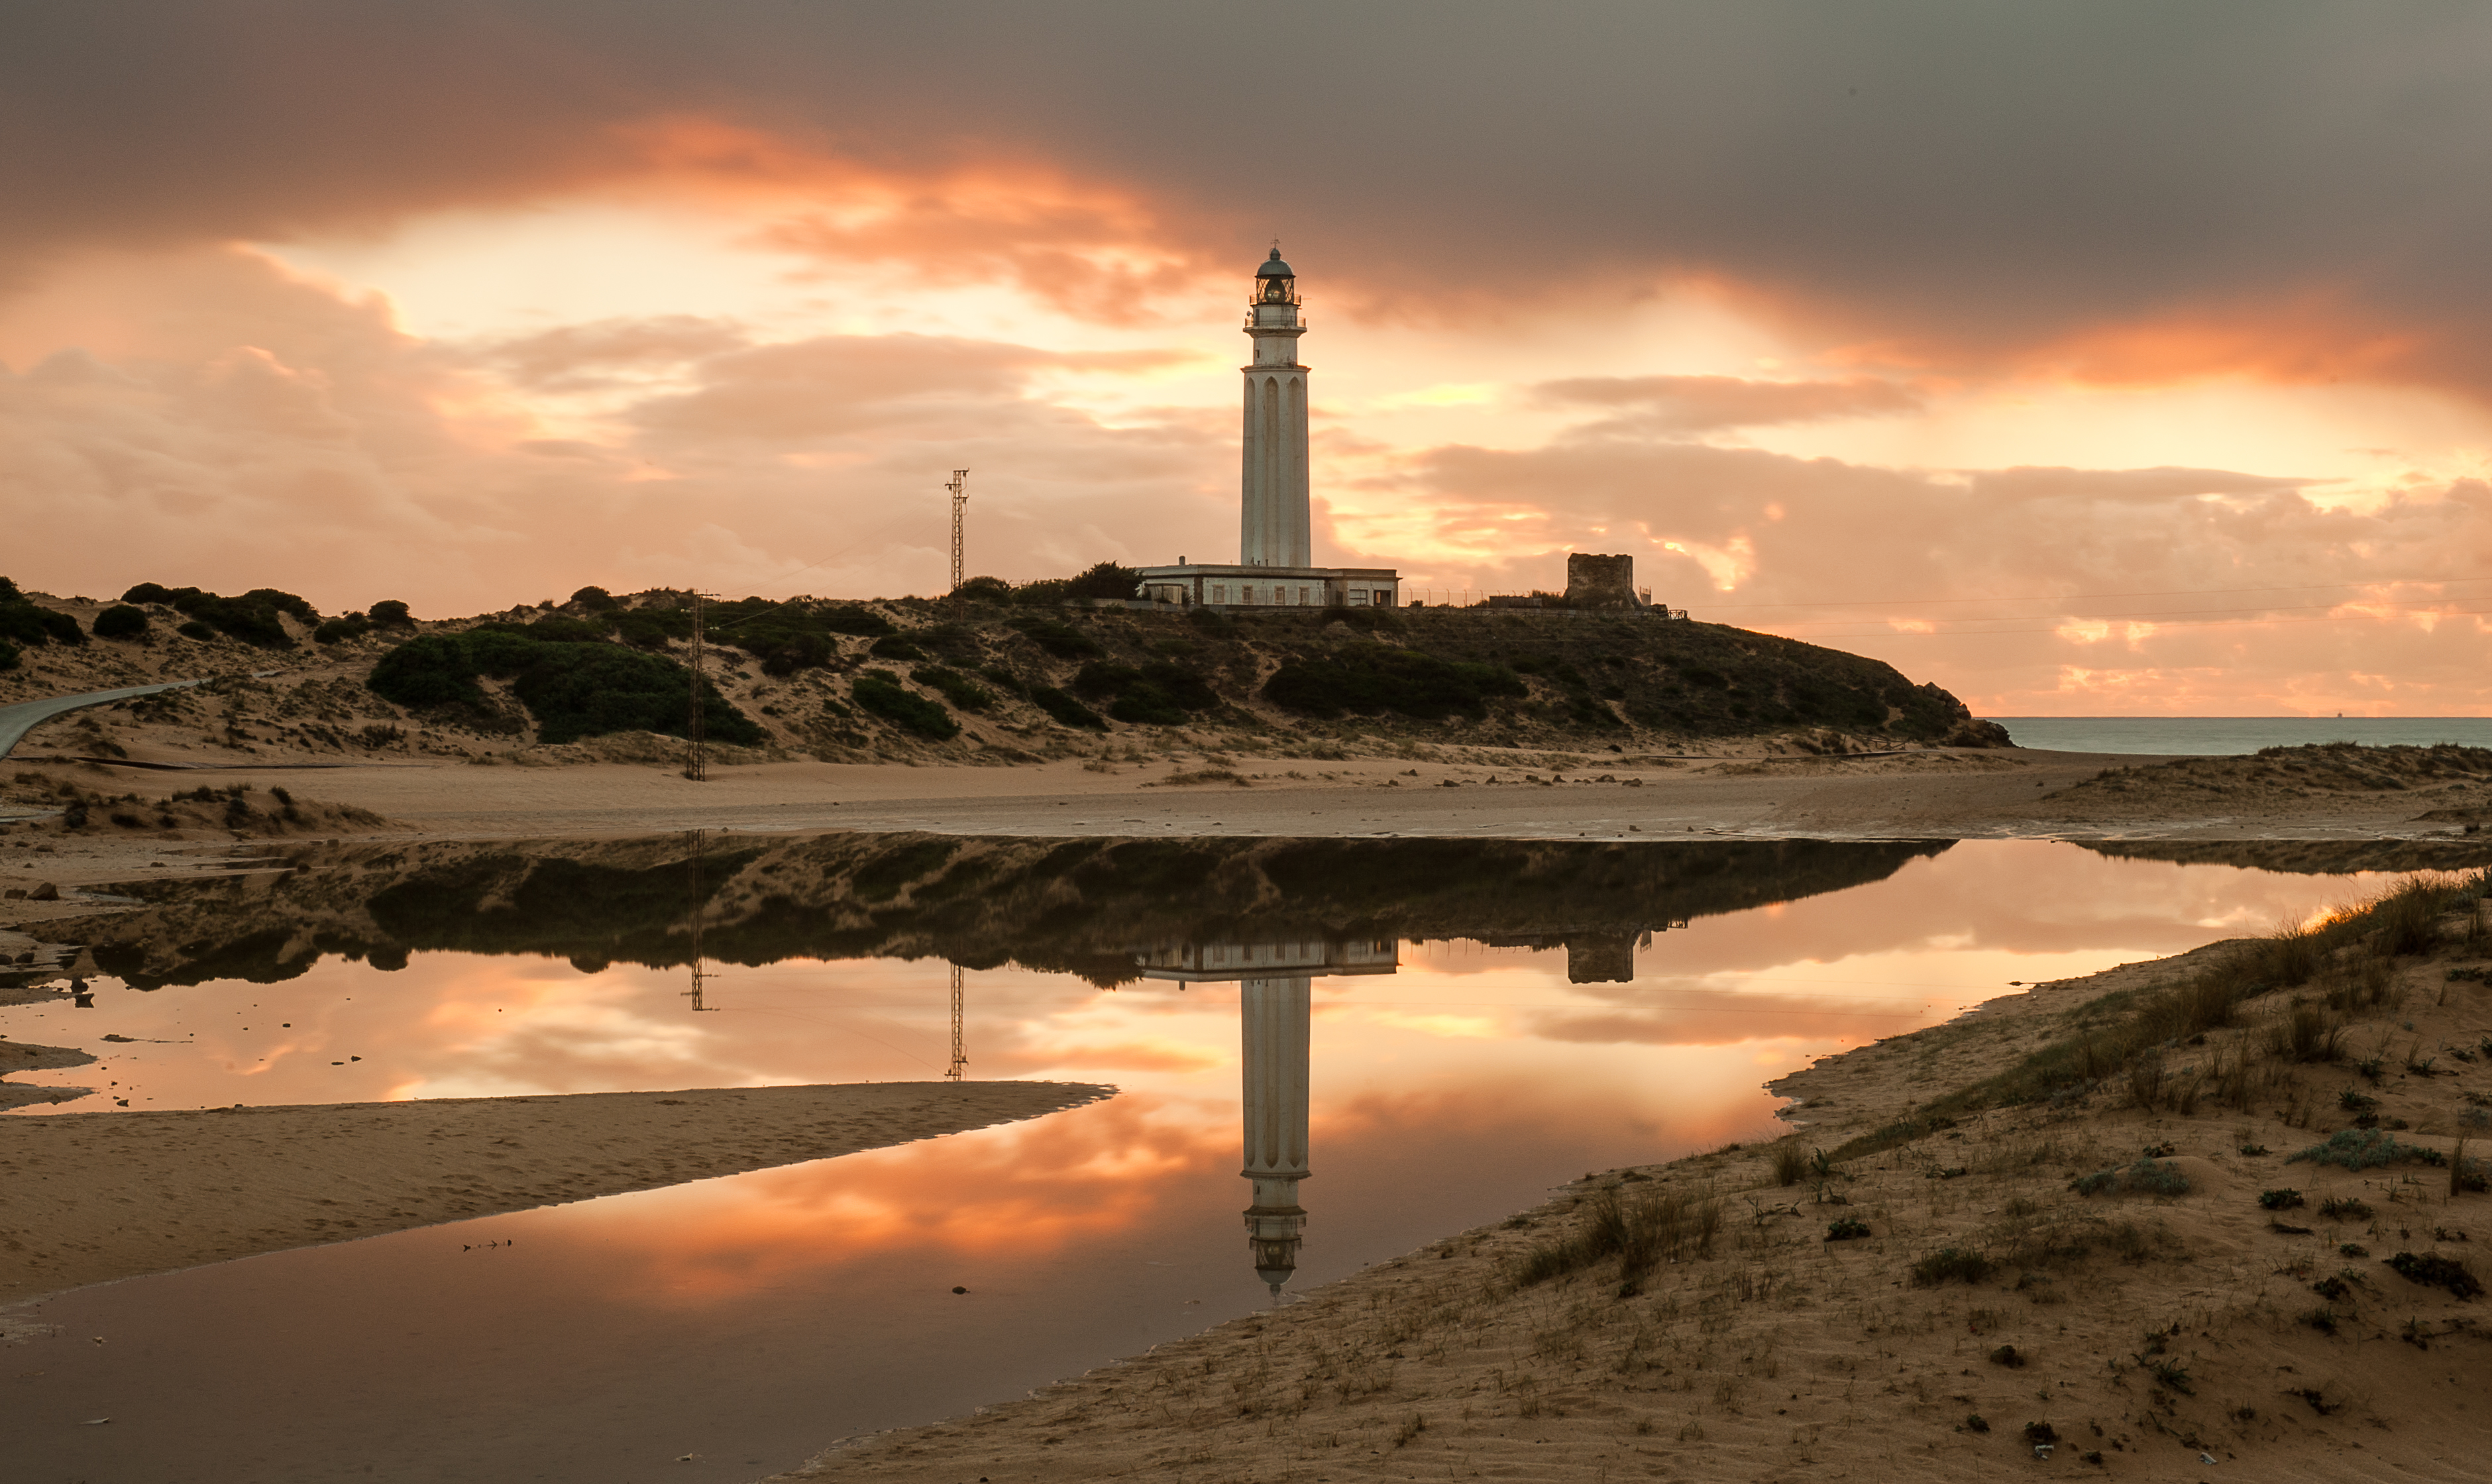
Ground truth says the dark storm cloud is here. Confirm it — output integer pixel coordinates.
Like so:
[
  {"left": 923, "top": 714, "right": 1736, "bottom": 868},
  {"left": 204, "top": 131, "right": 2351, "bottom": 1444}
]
[{"left": 13, "top": 5, "right": 2492, "bottom": 386}]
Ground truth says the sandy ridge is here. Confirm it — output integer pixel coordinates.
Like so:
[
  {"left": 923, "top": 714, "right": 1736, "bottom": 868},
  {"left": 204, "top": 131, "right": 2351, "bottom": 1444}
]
[{"left": 0, "top": 1079, "right": 1110, "bottom": 1305}]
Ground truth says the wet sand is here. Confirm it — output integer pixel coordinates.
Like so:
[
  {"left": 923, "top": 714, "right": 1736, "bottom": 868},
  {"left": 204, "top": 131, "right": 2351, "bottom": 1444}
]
[
  {"left": 769, "top": 914, "right": 2492, "bottom": 1483},
  {"left": 0, "top": 1080, "right": 1108, "bottom": 1306},
  {"left": 7, "top": 745, "right": 2487, "bottom": 931}
]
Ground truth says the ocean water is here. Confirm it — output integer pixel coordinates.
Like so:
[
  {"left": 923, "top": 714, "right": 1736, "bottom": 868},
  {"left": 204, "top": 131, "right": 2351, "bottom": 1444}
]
[{"left": 1995, "top": 716, "right": 2492, "bottom": 756}]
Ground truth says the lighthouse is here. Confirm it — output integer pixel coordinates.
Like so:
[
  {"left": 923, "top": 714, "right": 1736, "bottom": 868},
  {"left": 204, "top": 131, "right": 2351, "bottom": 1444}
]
[
  {"left": 1133, "top": 248, "right": 1400, "bottom": 610},
  {"left": 1240, "top": 248, "right": 1312, "bottom": 568}
]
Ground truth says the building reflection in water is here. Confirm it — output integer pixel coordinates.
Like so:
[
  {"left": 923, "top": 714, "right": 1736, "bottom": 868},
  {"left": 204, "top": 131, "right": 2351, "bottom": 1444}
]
[{"left": 1134, "top": 937, "right": 1396, "bottom": 1300}]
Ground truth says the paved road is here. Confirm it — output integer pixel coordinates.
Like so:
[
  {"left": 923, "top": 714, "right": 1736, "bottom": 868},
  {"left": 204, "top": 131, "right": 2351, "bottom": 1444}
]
[{"left": 0, "top": 680, "right": 199, "bottom": 761}]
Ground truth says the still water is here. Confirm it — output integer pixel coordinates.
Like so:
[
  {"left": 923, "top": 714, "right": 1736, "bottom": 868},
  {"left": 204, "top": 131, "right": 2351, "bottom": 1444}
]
[
  {"left": 1998, "top": 716, "right": 2492, "bottom": 755},
  {"left": 0, "top": 835, "right": 2436, "bottom": 1482}
]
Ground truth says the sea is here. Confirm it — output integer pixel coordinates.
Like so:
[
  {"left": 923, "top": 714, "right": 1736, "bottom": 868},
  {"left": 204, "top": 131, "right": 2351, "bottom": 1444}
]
[{"left": 1993, "top": 716, "right": 2492, "bottom": 756}]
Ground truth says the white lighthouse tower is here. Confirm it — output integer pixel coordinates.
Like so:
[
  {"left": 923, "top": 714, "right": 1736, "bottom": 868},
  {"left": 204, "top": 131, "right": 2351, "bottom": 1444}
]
[
  {"left": 1240, "top": 248, "right": 1312, "bottom": 568},
  {"left": 1132, "top": 248, "right": 1399, "bottom": 610},
  {"left": 1239, "top": 974, "right": 1312, "bottom": 1297}
]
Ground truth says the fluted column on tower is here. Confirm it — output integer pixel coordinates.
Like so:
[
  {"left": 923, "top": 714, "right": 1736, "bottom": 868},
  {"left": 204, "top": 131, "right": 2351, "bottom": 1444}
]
[
  {"left": 1240, "top": 974, "right": 1312, "bottom": 1298},
  {"left": 1240, "top": 248, "right": 1312, "bottom": 568}
]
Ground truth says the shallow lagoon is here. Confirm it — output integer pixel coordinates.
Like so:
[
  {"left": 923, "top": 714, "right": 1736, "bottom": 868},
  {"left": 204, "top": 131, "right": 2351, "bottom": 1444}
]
[{"left": 1, "top": 835, "right": 2422, "bottom": 1482}]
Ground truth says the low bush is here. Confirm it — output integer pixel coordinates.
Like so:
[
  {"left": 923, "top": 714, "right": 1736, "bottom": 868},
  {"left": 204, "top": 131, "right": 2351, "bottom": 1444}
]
[
  {"left": 1910, "top": 1247, "right": 1994, "bottom": 1285},
  {"left": 2387, "top": 1251, "right": 2483, "bottom": 1299},
  {"left": 313, "top": 614, "right": 371, "bottom": 644},
  {"left": 367, "top": 629, "right": 763, "bottom": 745},
  {"left": 2290, "top": 1128, "right": 2424, "bottom": 1171},
  {"left": 0, "top": 578, "right": 85, "bottom": 650},
  {"left": 1012, "top": 616, "right": 1103, "bottom": 659},
  {"left": 119, "top": 583, "right": 313, "bottom": 649},
  {"left": 1264, "top": 642, "right": 1527, "bottom": 721},
  {"left": 2259, "top": 1189, "right": 2305, "bottom": 1211},
  {"left": 850, "top": 671, "right": 959, "bottom": 741},
  {"left": 912, "top": 665, "right": 996, "bottom": 712},
  {"left": 91, "top": 604, "right": 150, "bottom": 639},
  {"left": 2318, "top": 1196, "right": 2372, "bottom": 1220},
  {"left": 1512, "top": 1183, "right": 1724, "bottom": 1289},
  {"left": 1029, "top": 685, "right": 1107, "bottom": 730},
  {"left": 1825, "top": 1216, "right": 1870, "bottom": 1241},
  {"left": 2072, "top": 1158, "right": 2191, "bottom": 1198}
]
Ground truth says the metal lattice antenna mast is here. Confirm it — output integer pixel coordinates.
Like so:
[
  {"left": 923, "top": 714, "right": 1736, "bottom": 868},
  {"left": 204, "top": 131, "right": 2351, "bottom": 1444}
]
[
  {"left": 684, "top": 828, "right": 718, "bottom": 1011},
  {"left": 946, "top": 963, "right": 966, "bottom": 1081},
  {"left": 683, "top": 591, "right": 714, "bottom": 782},
  {"left": 946, "top": 469, "right": 970, "bottom": 591}
]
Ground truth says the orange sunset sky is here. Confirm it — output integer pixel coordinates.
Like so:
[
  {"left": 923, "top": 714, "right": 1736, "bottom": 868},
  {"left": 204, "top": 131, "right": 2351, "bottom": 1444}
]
[{"left": 5, "top": 3, "right": 2491, "bottom": 716}]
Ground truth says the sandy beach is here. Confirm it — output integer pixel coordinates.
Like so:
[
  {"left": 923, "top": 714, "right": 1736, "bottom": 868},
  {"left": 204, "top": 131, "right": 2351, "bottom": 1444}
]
[
  {"left": 5, "top": 738, "right": 2491, "bottom": 1481},
  {"left": 0, "top": 1080, "right": 1109, "bottom": 1308},
  {"left": 7, "top": 741, "right": 2489, "bottom": 931}
]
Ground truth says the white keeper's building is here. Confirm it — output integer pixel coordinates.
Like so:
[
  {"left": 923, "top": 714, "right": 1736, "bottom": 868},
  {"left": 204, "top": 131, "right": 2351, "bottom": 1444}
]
[{"left": 1134, "top": 249, "right": 1401, "bottom": 610}]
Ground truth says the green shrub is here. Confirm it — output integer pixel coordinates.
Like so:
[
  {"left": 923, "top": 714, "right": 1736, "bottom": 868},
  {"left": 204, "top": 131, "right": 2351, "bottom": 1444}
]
[
  {"left": 1063, "top": 560, "right": 1141, "bottom": 603},
  {"left": 851, "top": 671, "right": 959, "bottom": 741},
  {"left": 368, "top": 600, "right": 414, "bottom": 628},
  {"left": 1825, "top": 1217, "right": 1870, "bottom": 1241},
  {"left": 2387, "top": 1251, "right": 2483, "bottom": 1299},
  {"left": 1264, "top": 643, "right": 1527, "bottom": 721},
  {"left": 2072, "top": 1159, "right": 2191, "bottom": 1198},
  {"left": 0, "top": 637, "right": 17, "bottom": 670},
  {"left": 1073, "top": 659, "right": 1217, "bottom": 725},
  {"left": 367, "top": 630, "right": 762, "bottom": 745},
  {"left": 2259, "top": 1189, "right": 2305, "bottom": 1211},
  {"left": 912, "top": 665, "right": 996, "bottom": 712},
  {"left": 2318, "top": 1196, "right": 2373, "bottom": 1221},
  {"left": 1030, "top": 685, "right": 1107, "bottom": 730},
  {"left": 116, "top": 584, "right": 309, "bottom": 648},
  {"left": 1910, "top": 1247, "right": 1994, "bottom": 1285},
  {"left": 92, "top": 604, "right": 150, "bottom": 639},
  {"left": 313, "top": 614, "right": 372, "bottom": 644},
  {"left": 0, "top": 586, "right": 84, "bottom": 649},
  {"left": 2290, "top": 1128, "right": 2416, "bottom": 1171},
  {"left": 1013, "top": 617, "right": 1103, "bottom": 659},
  {"left": 869, "top": 634, "right": 928, "bottom": 661},
  {"left": 176, "top": 620, "right": 214, "bottom": 641},
  {"left": 569, "top": 585, "right": 619, "bottom": 611}
]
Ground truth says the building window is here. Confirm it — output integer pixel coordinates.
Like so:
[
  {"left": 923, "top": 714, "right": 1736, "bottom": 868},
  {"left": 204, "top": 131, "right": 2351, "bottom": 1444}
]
[
  {"left": 1297, "top": 586, "right": 1310, "bottom": 606},
  {"left": 1211, "top": 585, "right": 1226, "bottom": 604},
  {"left": 1348, "top": 590, "right": 1368, "bottom": 606}
]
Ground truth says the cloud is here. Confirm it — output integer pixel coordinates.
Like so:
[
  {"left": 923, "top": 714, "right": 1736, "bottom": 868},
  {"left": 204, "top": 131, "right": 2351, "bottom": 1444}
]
[
  {"left": 1533, "top": 374, "right": 1923, "bottom": 436},
  {"left": 0, "top": 246, "right": 1229, "bottom": 613},
  {"left": 15, "top": 8, "right": 2492, "bottom": 392}
]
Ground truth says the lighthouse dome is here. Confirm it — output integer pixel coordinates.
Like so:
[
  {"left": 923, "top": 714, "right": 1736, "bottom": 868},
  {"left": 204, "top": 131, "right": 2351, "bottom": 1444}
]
[{"left": 1256, "top": 248, "right": 1295, "bottom": 278}]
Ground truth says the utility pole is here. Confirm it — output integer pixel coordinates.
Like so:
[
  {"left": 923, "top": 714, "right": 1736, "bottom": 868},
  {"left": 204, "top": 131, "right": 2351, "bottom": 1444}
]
[
  {"left": 946, "top": 469, "right": 970, "bottom": 592},
  {"left": 683, "top": 590, "right": 715, "bottom": 781},
  {"left": 946, "top": 963, "right": 966, "bottom": 1081}
]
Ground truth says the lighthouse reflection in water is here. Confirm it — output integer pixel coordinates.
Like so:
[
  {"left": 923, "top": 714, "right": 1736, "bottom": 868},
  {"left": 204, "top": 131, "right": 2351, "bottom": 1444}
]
[{"left": 1134, "top": 937, "right": 1398, "bottom": 1300}]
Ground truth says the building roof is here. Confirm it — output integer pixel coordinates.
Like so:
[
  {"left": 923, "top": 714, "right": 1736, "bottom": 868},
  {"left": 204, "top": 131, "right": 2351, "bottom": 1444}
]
[{"left": 1256, "top": 247, "right": 1295, "bottom": 278}]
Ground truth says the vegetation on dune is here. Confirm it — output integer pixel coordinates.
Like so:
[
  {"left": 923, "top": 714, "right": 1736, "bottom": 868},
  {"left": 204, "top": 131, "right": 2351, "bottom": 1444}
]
[
  {"left": 366, "top": 625, "right": 763, "bottom": 746},
  {"left": 1822, "top": 871, "right": 2492, "bottom": 1167},
  {"left": 121, "top": 582, "right": 317, "bottom": 649},
  {"left": 849, "top": 670, "right": 960, "bottom": 741},
  {"left": 0, "top": 576, "right": 87, "bottom": 666},
  {"left": 90, "top": 604, "right": 150, "bottom": 640},
  {"left": 1264, "top": 643, "right": 1529, "bottom": 721}
]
